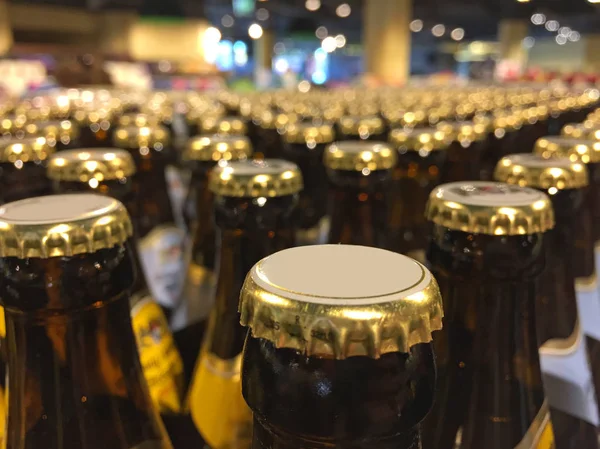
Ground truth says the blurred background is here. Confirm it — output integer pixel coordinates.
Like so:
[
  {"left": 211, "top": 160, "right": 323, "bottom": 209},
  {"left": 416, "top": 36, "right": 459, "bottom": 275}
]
[{"left": 1, "top": 0, "right": 600, "bottom": 97}]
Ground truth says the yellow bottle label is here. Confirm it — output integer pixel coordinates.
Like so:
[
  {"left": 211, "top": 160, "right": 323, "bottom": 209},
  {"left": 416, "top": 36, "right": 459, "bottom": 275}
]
[
  {"left": 0, "top": 385, "right": 5, "bottom": 448},
  {"left": 188, "top": 351, "right": 252, "bottom": 449},
  {"left": 131, "top": 295, "right": 184, "bottom": 414},
  {"left": 0, "top": 307, "right": 5, "bottom": 339},
  {"left": 515, "top": 401, "right": 555, "bottom": 449}
]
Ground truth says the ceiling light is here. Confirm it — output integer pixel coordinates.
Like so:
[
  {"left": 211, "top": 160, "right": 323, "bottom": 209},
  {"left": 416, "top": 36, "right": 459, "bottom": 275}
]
[
  {"left": 305, "top": 0, "right": 321, "bottom": 11},
  {"left": 522, "top": 36, "right": 535, "bottom": 48},
  {"left": 316, "top": 26, "right": 328, "bottom": 39},
  {"left": 336, "top": 3, "right": 351, "bottom": 18},
  {"left": 432, "top": 24, "right": 446, "bottom": 37},
  {"left": 204, "top": 27, "right": 222, "bottom": 43},
  {"left": 545, "top": 20, "right": 559, "bottom": 32},
  {"left": 221, "top": 15, "right": 234, "bottom": 27},
  {"left": 568, "top": 31, "right": 581, "bottom": 42},
  {"left": 517, "top": 0, "right": 530, "bottom": 3},
  {"left": 410, "top": 19, "right": 423, "bottom": 32},
  {"left": 248, "top": 23, "right": 264, "bottom": 39},
  {"left": 555, "top": 35, "right": 567, "bottom": 45},
  {"left": 335, "top": 34, "right": 347, "bottom": 48},
  {"left": 450, "top": 28, "right": 465, "bottom": 41},
  {"left": 559, "top": 27, "right": 571, "bottom": 37},
  {"left": 531, "top": 13, "right": 546, "bottom": 25},
  {"left": 256, "top": 8, "right": 270, "bottom": 20},
  {"left": 588, "top": 0, "right": 600, "bottom": 3},
  {"left": 322, "top": 36, "right": 337, "bottom": 53}
]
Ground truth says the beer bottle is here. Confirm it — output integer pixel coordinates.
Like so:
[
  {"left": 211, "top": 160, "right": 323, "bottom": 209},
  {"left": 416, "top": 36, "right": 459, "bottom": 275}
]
[
  {"left": 388, "top": 127, "right": 451, "bottom": 260},
  {"left": 188, "top": 158, "right": 303, "bottom": 449},
  {"left": 282, "top": 122, "right": 334, "bottom": 245},
  {"left": 176, "top": 135, "right": 253, "bottom": 382},
  {"left": 0, "top": 193, "right": 172, "bottom": 449},
  {"left": 0, "top": 136, "right": 54, "bottom": 204},
  {"left": 73, "top": 107, "right": 115, "bottom": 148},
  {"left": 324, "top": 141, "right": 396, "bottom": 248},
  {"left": 113, "top": 125, "right": 186, "bottom": 323},
  {"left": 251, "top": 110, "right": 298, "bottom": 159},
  {"left": 47, "top": 148, "right": 187, "bottom": 418},
  {"left": 421, "top": 181, "right": 555, "bottom": 449},
  {"left": 336, "top": 115, "right": 386, "bottom": 141},
  {"left": 239, "top": 244, "right": 443, "bottom": 449},
  {"left": 495, "top": 154, "right": 599, "bottom": 449}
]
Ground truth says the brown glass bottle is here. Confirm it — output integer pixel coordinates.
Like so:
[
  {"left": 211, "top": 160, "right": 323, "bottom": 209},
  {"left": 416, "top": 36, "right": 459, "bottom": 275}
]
[
  {"left": 495, "top": 154, "right": 600, "bottom": 449},
  {"left": 73, "top": 107, "right": 116, "bottom": 148},
  {"left": 176, "top": 135, "right": 253, "bottom": 383},
  {"left": 388, "top": 127, "right": 451, "bottom": 260},
  {"left": 113, "top": 125, "right": 186, "bottom": 323},
  {"left": 0, "top": 136, "right": 55, "bottom": 204},
  {"left": 251, "top": 110, "right": 298, "bottom": 159},
  {"left": 336, "top": 115, "right": 387, "bottom": 141},
  {"left": 239, "top": 244, "right": 443, "bottom": 449},
  {"left": 324, "top": 141, "right": 396, "bottom": 249},
  {"left": 421, "top": 181, "right": 555, "bottom": 449},
  {"left": 478, "top": 112, "right": 522, "bottom": 181},
  {"left": 0, "top": 193, "right": 172, "bottom": 449},
  {"left": 282, "top": 123, "right": 334, "bottom": 245},
  {"left": 188, "top": 159, "right": 302, "bottom": 449}
]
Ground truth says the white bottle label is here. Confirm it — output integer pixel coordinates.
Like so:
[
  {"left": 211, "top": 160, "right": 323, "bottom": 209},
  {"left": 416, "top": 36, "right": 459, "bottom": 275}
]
[
  {"left": 165, "top": 166, "right": 188, "bottom": 230},
  {"left": 138, "top": 225, "right": 186, "bottom": 309}
]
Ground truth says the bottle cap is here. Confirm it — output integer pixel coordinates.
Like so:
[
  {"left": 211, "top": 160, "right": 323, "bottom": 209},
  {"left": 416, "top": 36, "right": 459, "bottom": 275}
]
[
  {"left": 495, "top": 153, "right": 588, "bottom": 190},
  {"left": 534, "top": 136, "right": 600, "bottom": 164},
  {"left": 436, "top": 121, "right": 488, "bottom": 142},
  {"left": 324, "top": 141, "right": 397, "bottom": 171},
  {"left": 239, "top": 244, "right": 443, "bottom": 359},
  {"left": 209, "top": 159, "right": 303, "bottom": 197},
  {"left": 117, "top": 113, "right": 161, "bottom": 128},
  {"left": 48, "top": 148, "right": 136, "bottom": 182},
  {"left": 182, "top": 135, "right": 253, "bottom": 162},
  {"left": 338, "top": 115, "right": 385, "bottom": 137},
  {"left": 426, "top": 181, "right": 554, "bottom": 235},
  {"left": 72, "top": 108, "right": 114, "bottom": 125},
  {"left": 561, "top": 123, "right": 598, "bottom": 139},
  {"left": 0, "top": 194, "right": 132, "bottom": 258},
  {"left": 283, "top": 123, "right": 335, "bottom": 144},
  {"left": 0, "top": 114, "right": 27, "bottom": 134},
  {"left": 389, "top": 127, "right": 452, "bottom": 151},
  {"left": 0, "top": 136, "right": 54, "bottom": 163},
  {"left": 254, "top": 110, "right": 299, "bottom": 130},
  {"left": 29, "top": 120, "right": 79, "bottom": 144},
  {"left": 199, "top": 116, "right": 247, "bottom": 136},
  {"left": 113, "top": 125, "right": 171, "bottom": 150}
]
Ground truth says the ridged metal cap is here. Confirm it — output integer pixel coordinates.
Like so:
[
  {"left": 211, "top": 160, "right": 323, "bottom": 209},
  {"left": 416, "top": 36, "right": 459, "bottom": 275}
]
[
  {"left": 562, "top": 123, "right": 600, "bottom": 142},
  {"left": 283, "top": 123, "right": 335, "bottom": 144},
  {"left": 113, "top": 125, "right": 171, "bottom": 150},
  {"left": 436, "top": 121, "right": 488, "bottom": 142},
  {"left": 338, "top": 115, "right": 385, "bottom": 138},
  {"left": 209, "top": 159, "right": 303, "bottom": 197},
  {"left": 239, "top": 245, "right": 444, "bottom": 359},
  {"left": 48, "top": 148, "right": 136, "bottom": 182},
  {"left": 0, "top": 114, "right": 28, "bottom": 135},
  {"left": 0, "top": 194, "right": 133, "bottom": 258},
  {"left": 29, "top": 120, "right": 79, "bottom": 144},
  {"left": 534, "top": 136, "right": 600, "bottom": 164},
  {"left": 199, "top": 116, "right": 247, "bottom": 136},
  {"left": 495, "top": 153, "right": 588, "bottom": 190},
  {"left": 117, "top": 113, "right": 161, "bottom": 128},
  {"left": 182, "top": 135, "right": 253, "bottom": 162},
  {"left": 324, "top": 141, "right": 397, "bottom": 171},
  {"left": 72, "top": 108, "right": 114, "bottom": 125},
  {"left": 0, "top": 136, "right": 54, "bottom": 163},
  {"left": 426, "top": 181, "right": 554, "bottom": 235},
  {"left": 254, "top": 110, "right": 299, "bottom": 130},
  {"left": 389, "top": 127, "right": 452, "bottom": 151}
]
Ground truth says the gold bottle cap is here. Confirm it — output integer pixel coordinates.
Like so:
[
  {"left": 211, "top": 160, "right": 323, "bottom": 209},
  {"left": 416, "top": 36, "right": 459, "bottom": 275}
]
[
  {"left": 495, "top": 153, "right": 588, "bottom": 191},
  {"left": 185, "top": 102, "right": 226, "bottom": 124},
  {"left": 283, "top": 123, "right": 335, "bottom": 144},
  {"left": 338, "top": 115, "right": 385, "bottom": 137},
  {"left": 389, "top": 127, "right": 452, "bottom": 151},
  {"left": 0, "top": 114, "right": 27, "bottom": 134},
  {"left": 117, "top": 113, "right": 161, "bottom": 128},
  {"left": 182, "top": 135, "right": 253, "bottom": 162},
  {"left": 28, "top": 120, "right": 79, "bottom": 142},
  {"left": 48, "top": 148, "right": 136, "bottom": 182},
  {"left": 239, "top": 244, "right": 443, "bottom": 359},
  {"left": 254, "top": 110, "right": 299, "bottom": 130},
  {"left": 72, "top": 108, "right": 114, "bottom": 125},
  {"left": 0, "top": 136, "right": 54, "bottom": 163},
  {"left": 561, "top": 123, "right": 600, "bottom": 141},
  {"left": 113, "top": 125, "right": 171, "bottom": 150},
  {"left": 436, "top": 121, "right": 488, "bottom": 142},
  {"left": 199, "top": 116, "right": 247, "bottom": 135},
  {"left": 209, "top": 159, "right": 303, "bottom": 197},
  {"left": 0, "top": 194, "right": 133, "bottom": 258},
  {"left": 426, "top": 181, "right": 554, "bottom": 235},
  {"left": 534, "top": 136, "right": 600, "bottom": 164},
  {"left": 324, "top": 141, "right": 397, "bottom": 171}
]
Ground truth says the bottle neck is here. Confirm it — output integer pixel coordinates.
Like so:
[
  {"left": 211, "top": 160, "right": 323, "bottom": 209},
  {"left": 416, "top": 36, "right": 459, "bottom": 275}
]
[
  {"left": 0, "top": 246, "right": 169, "bottom": 449},
  {"left": 207, "top": 196, "right": 296, "bottom": 360},
  {"left": 327, "top": 169, "right": 393, "bottom": 249},
  {"left": 426, "top": 227, "right": 545, "bottom": 449},
  {"left": 0, "top": 162, "right": 52, "bottom": 204},
  {"left": 587, "top": 163, "right": 600, "bottom": 245}
]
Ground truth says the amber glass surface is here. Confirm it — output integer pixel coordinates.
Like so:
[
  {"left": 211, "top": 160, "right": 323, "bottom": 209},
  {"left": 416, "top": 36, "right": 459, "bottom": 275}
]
[
  {"left": 0, "top": 244, "right": 172, "bottom": 449},
  {"left": 0, "top": 162, "right": 52, "bottom": 204},
  {"left": 441, "top": 140, "right": 487, "bottom": 183},
  {"left": 242, "top": 337, "right": 435, "bottom": 449},
  {"left": 326, "top": 169, "right": 393, "bottom": 249},
  {"left": 421, "top": 227, "right": 546, "bottom": 449}
]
